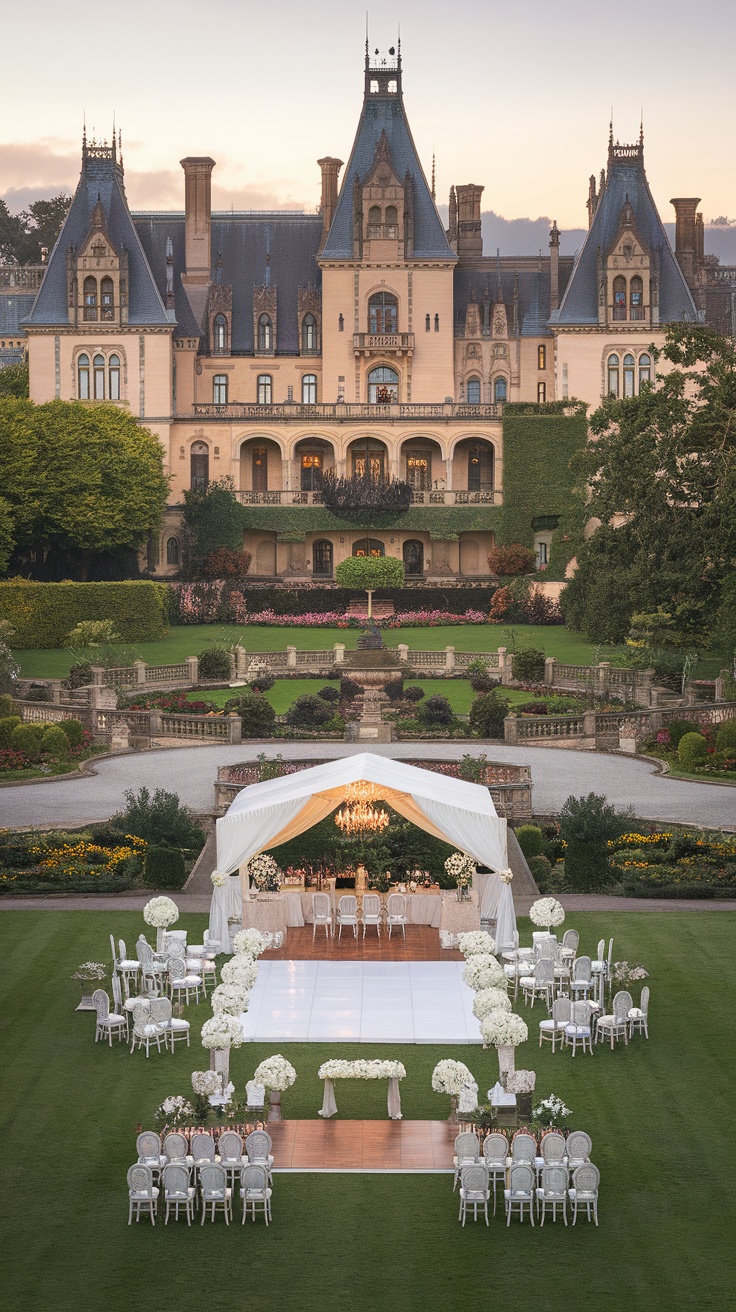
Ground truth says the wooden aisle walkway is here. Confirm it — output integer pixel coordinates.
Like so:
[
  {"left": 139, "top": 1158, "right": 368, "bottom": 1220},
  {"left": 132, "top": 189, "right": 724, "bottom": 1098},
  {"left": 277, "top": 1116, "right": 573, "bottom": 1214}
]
[{"left": 269, "top": 1119, "right": 455, "bottom": 1172}]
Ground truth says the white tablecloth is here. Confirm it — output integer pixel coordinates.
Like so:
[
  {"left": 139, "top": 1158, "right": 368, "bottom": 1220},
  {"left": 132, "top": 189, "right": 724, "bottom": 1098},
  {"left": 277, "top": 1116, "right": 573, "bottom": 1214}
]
[
  {"left": 404, "top": 894, "right": 442, "bottom": 927},
  {"left": 439, "top": 890, "right": 480, "bottom": 934},
  {"left": 243, "top": 895, "right": 288, "bottom": 936}
]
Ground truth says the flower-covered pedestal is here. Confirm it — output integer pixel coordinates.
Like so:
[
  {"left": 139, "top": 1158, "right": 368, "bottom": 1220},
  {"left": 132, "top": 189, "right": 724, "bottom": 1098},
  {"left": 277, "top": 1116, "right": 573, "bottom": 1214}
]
[
  {"left": 253, "top": 1055, "right": 297, "bottom": 1123},
  {"left": 267, "top": 1091, "right": 282, "bottom": 1123},
  {"left": 143, "top": 896, "right": 180, "bottom": 954},
  {"left": 497, "top": 1043, "right": 516, "bottom": 1084},
  {"left": 210, "top": 1046, "right": 231, "bottom": 1088}
]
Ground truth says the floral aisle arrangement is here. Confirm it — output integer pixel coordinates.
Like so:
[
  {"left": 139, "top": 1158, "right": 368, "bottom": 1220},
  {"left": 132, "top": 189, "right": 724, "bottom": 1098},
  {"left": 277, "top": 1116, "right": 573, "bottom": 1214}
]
[
  {"left": 472, "top": 988, "right": 512, "bottom": 1020},
  {"left": 496, "top": 868, "right": 514, "bottom": 884},
  {"left": 192, "top": 1070, "right": 221, "bottom": 1098},
  {"left": 529, "top": 897, "right": 565, "bottom": 930},
  {"left": 431, "top": 1059, "right": 476, "bottom": 1123},
  {"left": 480, "top": 1011, "right": 529, "bottom": 1048},
  {"left": 611, "top": 961, "right": 649, "bottom": 985},
  {"left": 532, "top": 1093, "right": 572, "bottom": 1127},
  {"left": 445, "top": 851, "right": 477, "bottom": 898},
  {"left": 253, "top": 1055, "right": 297, "bottom": 1091},
  {"left": 211, "top": 983, "right": 249, "bottom": 1016},
  {"left": 201, "top": 1013, "right": 245, "bottom": 1050},
  {"left": 154, "top": 1095, "right": 195, "bottom": 1127},
  {"left": 72, "top": 961, "right": 106, "bottom": 982},
  {"left": 232, "top": 928, "right": 272, "bottom": 958},
  {"left": 319, "top": 1060, "right": 407, "bottom": 1081},
  {"left": 457, "top": 930, "right": 497, "bottom": 957},
  {"left": 505, "top": 1070, "right": 536, "bottom": 1096},
  {"left": 462, "top": 955, "right": 506, "bottom": 991},
  {"left": 221, "top": 957, "right": 259, "bottom": 990},
  {"left": 248, "top": 854, "right": 283, "bottom": 892}
]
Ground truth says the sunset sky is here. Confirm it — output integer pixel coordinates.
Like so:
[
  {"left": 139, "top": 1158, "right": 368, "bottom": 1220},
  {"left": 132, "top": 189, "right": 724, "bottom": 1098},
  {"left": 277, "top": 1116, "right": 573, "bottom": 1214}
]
[{"left": 3, "top": 0, "right": 734, "bottom": 241}]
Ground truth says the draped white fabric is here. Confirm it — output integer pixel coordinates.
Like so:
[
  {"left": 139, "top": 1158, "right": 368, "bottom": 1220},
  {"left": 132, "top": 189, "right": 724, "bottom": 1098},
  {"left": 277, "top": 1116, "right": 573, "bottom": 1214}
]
[
  {"left": 209, "top": 877, "right": 243, "bottom": 954},
  {"left": 213, "top": 753, "right": 515, "bottom": 943}
]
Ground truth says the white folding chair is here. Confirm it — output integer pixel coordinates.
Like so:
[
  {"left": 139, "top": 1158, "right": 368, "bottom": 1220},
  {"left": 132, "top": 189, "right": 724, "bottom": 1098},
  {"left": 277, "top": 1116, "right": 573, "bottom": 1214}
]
[
  {"left": 163, "top": 1163, "right": 196, "bottom": 1224},
  {"left": 452, "top": 1132, "right": 481, "bottom": 1191},
  {"left": 539, "top": 995, "right": 571, "bottom": 1051},
  {"left": 386, "top": 893, "right": 408, "bottom": 940},
  {"left": 504, "top": 1163, "right": 535, "bottom": 1226},
  {"left": 92, "top": 988, "right": 127, "bottom": 1046},
  {"left": 311, "top": 892, "right": 333, "bottom": 940},
  {"left": 361, "top": 893, "right": 382, "bottom": 938},
  {"left": 482, "top": 1132, "right": 508, "bottom": 1215},
  {"left": 628, "top": 985, "right": 650, "bottom": 1039},
  {"left": 596, "top": 990, "right": 632, "bottom": 1049},
  {"left": 199, "top": 1164, "right": 232, "bottom": 1225},
  {"left": 564, "top": 1000, "right": 594, "bottom": 1056},
  {"left": 536, "top": 1163, "right": 569, "bottom": 1225},
  {"left": 570, "top": 1163, "right": 600, "bottom": 1225},
  {"left": 240, "top": 1164, "right": 272, "bottom": 1224},
  {"left": 336, "top": 895, "right": 359, "bottom": 939}
]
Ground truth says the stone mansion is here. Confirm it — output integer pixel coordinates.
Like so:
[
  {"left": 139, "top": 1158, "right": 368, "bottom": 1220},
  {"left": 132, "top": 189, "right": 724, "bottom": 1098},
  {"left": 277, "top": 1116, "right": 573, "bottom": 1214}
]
[{"left": 23, "top": 46, "right": 726, "bottom": 584}]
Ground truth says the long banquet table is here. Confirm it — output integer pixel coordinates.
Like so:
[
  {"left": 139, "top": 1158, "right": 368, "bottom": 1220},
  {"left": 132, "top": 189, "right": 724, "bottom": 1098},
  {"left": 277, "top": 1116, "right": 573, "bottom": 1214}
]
[{"left": 280, "top": 889, "right": 445, "bottom": 928}]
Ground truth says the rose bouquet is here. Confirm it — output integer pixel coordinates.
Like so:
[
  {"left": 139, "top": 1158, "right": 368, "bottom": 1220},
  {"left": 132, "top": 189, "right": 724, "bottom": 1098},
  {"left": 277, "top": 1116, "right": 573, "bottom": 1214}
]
[
  {"left": 505, "top": 1069, "right": 536, "bottom": 1095},
  {"left": 479, "top": 1011, "right": 529, "bottom": 1048},
  {"left": 431, "top": 1059, "right": 474, "bottom": 1096},
  {"left": 457, "top": 930, "right": 497, "bottom": 958},
  {"left": 143, "top": 896, "right": 179, "bottom": 929},
  {"left": 192, "top": 1070, "right": 221, "bottom": 1098},
  {"left": 154, "top": 1095, "right": 194, "bottom": 1127},
  {"left": 472, "top": 987, "right": 512, "bottom": 1020},
  {"left": 496, "top": 868, "right": 514, "bottom": 884},
  {"left": 445, "top": 851, "right": 477, "bottom": 889},
  {"left": 612, "top": 961, "right": 649, "bottom": 985},
  {"left": 221, "top": 956, "right": 259, "bottom": 990},
  {"left": 253, "top": 1055, "right": 298, "bottom": 1091},
  {"left": 532, "top": 1093, "right": 571, "bottom": 1127},
  {"left": 211, "top": 983, "right": 249, "bottom": 1016},
  {"left": 200, "top": 1013, "right": 244, "bottom": 1050},
  {"left": 232, "top": 928, "right": 272, "bottom": 958},
  {"left": 462, "top": 955, "right": 506, "bottom": 992},
  {"left": 529, "top": 897, "right": 565, "bottom": 930},
  {"left": 248, "top": 854, "right": 282, "bottom": 892}
]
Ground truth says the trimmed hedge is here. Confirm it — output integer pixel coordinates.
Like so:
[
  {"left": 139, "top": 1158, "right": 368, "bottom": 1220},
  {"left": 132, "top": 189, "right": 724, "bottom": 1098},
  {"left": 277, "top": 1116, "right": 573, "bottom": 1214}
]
[
  {"left": 170, "top": 583, "right": 498, "bottom": 621},
  {"left": 2, "top": 580, "right": 170, "bottom": 648},
  {"left": 145, "top": 846, "right": 187, "bottom": 890}
]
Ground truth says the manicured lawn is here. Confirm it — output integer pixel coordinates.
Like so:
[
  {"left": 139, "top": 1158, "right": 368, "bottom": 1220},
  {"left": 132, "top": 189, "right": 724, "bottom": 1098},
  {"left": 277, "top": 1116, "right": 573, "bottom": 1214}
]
[
  {"left": 185, "top": 678, "right": 478, "bottom": 715},
  {"left": 1, "top": 908, "right": 734, "bottom": 1311},
  {"left": 13, "top": 623, "right": 618, "bottom": 679}
]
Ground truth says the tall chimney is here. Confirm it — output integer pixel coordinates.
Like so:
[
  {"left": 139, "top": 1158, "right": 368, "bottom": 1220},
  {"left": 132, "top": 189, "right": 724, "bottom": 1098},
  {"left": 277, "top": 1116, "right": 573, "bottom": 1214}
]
[
  {"left": 670, "top": 197, "right": 701, "bottom": 290},
  {"left": 180, "top": 157, "right": 215, "bottom": 284},
  {"left": 549, "top": 220, "right": 560, "bottom": 311},
  {"left": 455, "top": 184, "right": 484, "bottom": 258},
  {"left": 317, "top": 158, "right": 343, "bottom": 251}
]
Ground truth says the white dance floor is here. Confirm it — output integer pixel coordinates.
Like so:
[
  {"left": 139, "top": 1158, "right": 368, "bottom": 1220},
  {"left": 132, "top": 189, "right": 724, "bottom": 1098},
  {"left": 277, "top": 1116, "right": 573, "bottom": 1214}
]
[{"left": 239, "top": 961, "right": 483, "bottom": 1044}]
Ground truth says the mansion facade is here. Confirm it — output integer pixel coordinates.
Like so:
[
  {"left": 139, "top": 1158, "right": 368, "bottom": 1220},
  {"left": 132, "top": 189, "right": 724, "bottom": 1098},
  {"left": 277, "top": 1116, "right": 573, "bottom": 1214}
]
[{"left": 23, "top": 47, "right": 728, "bottom": 583}]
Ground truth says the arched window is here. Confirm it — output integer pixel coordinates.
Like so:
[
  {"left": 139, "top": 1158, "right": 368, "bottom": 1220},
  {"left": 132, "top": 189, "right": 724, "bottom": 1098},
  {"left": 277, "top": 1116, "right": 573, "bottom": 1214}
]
[
  {"left": 623, "top": 353, "right": 635, "bottom": 397},
  {"left": 108, "top": 354, "right": 120, "bottom": 400},
  {"left": 405, "top": 448, "right": 432, "bottom": 491},
  {"left": 434, "top": 313, "right": 440, "bottom": 332},
  {"left": 367, "top": 205, "right": 382, "bottom": 237},
  {"left": 258, "top": 314, "right": 272, "bottom": 351},
  {"left": 83, "top": 276, "right": 97, "bottom": 320},
  {"left": 353, "top": 537, "right": 384, "bottom": 558},
  {"left": 312, "top": 539, "right": 333, "bottom": 577},
  {"left": 639, "top": 352, "right": 651, "bottom": 388},
  {"left": 538, "top": 382, "right": 547, "bottom": 404},
  {"left": 466, "top": 377, "right": 481, "bottom": 405},
  {"left": 425, "top": 313, "right": 431, "bottom": 332},
  {"left": 630, "top": 276, "right": 644, "bottom": 321},
  {"left": 190, "top": 441, "right": 209, "bottom": 490},
  {"left": 367, "top": 365, "right": 398, "bottom": 403},
  {"left": 538, "top": 344, "right": 546, "bottom": 370},
  {"left": 385, "top": 204, "right": 398, "bottom": 235},
  {"left": 300, "top": 447, "right": 324, "bottom": 491},
  {"left": 78, "top": 353, "right": 90, "bottom": 399},
  {"left": 403, "top": 540, "right": 424, "bottom": 576},
  {"left": 301, "top": 313, "right": 317, "bottom": 352},
  {"left": 252, "top": 445, "right": 268, "bottom": 492},
  {"left": 213, "top": 374, "right": 228, "bottom": 405},
  {"left": 613, "top": 275, "right": 627, "bottom": 321},
  {"left": 166, "top": 537, "right": 180, "bottom": 566},
  {"left": 368, "top": 291, "right": 398, "bottom": 335},
  {"left": 467, "top": 442, "right": 494, "bottom": 492},
  {"left": 257, "top": 374, "right": 272, "bottom": 404},
  {"left": 93, "top": 353, "right": 105, "bottom": 400},
  {"left": 607, "top": 353, "right": 620, "bottom": 396},
  {"left": 301, "top": 374, "right": 317, "bottom": 404},
  {"left": 213, "top": 315, "right": 227, "bottom": 351},
  {"left": 100, "top": 276, "right": 114, "bottom": 320},
  {"left": 494, "top": 376, "right": 507, "bottom": 403},
  {"left": 351, "top": 438, "right": 386, "bottom": 480}
]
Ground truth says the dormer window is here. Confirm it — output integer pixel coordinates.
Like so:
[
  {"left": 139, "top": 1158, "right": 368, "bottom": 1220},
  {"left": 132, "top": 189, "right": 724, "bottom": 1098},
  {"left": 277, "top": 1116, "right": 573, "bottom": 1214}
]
[
  {"left": 385, "top": 205, "right": 398, "bottom": 237},
  {"left": 613, "top": 276, "right": 627, "bottom": 322},
  {"left": 367, "top": 205, "right": 382, "bottom": 238},
  {"left": 83, "top": 276, "right": 97, "bottom": 321},
  {"left": 101, "top": 277, "right": 114, "bottom": 321},
  {"left": 258, "top": 314, "right": 273, "bottom": 351},
  {"left": 368, "top": 291, "right": 397, "bottom": 335},
  {"left": 91, "top": 239, "right": 106, "bottom": 259},
  {"left": 301, "top": 313, "right": 317, "bottom": 352},
  {"left": 630, "top": 276, "right": 644, "bottom": 321},
  {"left": 213, "top": 315, "right": 227, "bottom": 351},
  {"left": 370, "top": 80, "right": 379, "bottom": 93}
]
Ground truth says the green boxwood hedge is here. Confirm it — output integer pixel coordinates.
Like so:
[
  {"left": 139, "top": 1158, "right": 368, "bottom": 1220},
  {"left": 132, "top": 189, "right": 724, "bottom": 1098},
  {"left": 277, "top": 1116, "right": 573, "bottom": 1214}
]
[{"left": 2, "top": 580, "right": 170, "bottom": 648}]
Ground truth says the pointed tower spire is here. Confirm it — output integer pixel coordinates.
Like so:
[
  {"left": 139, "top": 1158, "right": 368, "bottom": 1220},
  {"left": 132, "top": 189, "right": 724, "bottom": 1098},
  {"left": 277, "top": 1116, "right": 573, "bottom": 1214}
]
[{"left": 431, "top": 152, "right": 436, "bottom": 202}]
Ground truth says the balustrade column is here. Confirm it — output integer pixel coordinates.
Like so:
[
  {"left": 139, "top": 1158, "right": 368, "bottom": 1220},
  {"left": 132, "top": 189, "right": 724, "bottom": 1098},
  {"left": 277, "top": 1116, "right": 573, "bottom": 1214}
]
[
  {"left": 333, "top": 644, "right": 345, "bottom": 665},
  {"left": 286, "top": 646, "right": 297, "bottom": 670},
  {"left": 187, "top": 656, "right": 199, "bottom": 686},
  {"left": 445, "top": 646, "right": 455, "bottom": 672},
  {"left": 544, "top": 656, "right": 557, "bottom": 687},
  {"left": 398, "top": 644, "right": 409, "bottom": 664},
  {"left": 134, "top": 660, "right": 147, "bottom": 686}
]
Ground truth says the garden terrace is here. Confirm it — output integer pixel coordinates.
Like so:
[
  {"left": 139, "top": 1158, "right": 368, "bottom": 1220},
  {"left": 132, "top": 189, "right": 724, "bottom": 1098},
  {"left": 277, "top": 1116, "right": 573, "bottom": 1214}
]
[{"left": 504, "top": 701, "right": 736, "bottom": 751}]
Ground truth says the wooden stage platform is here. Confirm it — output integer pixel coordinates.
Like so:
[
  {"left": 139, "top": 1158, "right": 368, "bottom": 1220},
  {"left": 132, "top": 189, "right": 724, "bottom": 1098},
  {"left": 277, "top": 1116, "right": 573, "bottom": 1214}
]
[
  {"left": 268, "top": 1119, "right": 456, "bottom": 1172},
  {"left": 266, "top": 925, "right": 462, "bottom": 962}
]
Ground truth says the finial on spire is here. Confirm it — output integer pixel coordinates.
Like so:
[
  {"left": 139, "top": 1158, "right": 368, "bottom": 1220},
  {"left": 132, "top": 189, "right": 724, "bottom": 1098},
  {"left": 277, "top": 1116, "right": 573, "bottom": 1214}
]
[
  {"left": 431, "top": 152, "right": 435, "bottom": 202},
  {"left": 365, "top": 12, "right": 369, "bottom": 65},
  {"left": 82, "top": 112, "right": 87, "bottom": 151},
  {"left": 639, "top": 111, "right": 644, "bottom": 147}
]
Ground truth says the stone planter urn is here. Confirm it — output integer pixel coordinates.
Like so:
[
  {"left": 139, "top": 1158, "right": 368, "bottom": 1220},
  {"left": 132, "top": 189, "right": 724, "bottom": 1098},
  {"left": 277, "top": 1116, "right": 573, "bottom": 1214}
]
[{"left": 268, "top": 1090, "right": 283, "bottom": 1123}]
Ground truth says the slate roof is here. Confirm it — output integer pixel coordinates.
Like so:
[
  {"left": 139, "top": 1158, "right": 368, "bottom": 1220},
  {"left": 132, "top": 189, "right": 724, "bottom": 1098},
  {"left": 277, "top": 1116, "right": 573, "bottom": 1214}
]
[
  {"left": 321, "top": 81, "right": 453, "bottom": 261},
  {"left": 553, "top": 148, "right": 697, "bottom": 325},
  {"left": 134, "top": 214, "right": 323, "bottom": 352},
  {"left": 26, "top": 146, "right": 172, "bottom": 328},
  {"left": 0, "top": 292, "right": 36, "bottom": 334},
  {"left": 453, "top": 263, "right": 573, "bottom": 337}
]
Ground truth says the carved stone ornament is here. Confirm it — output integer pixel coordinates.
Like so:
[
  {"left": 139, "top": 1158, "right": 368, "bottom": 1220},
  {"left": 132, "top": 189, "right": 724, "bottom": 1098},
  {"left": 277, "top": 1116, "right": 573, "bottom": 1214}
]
[{"left": 492, "top": 305, "right": 507, "bottom": 337}]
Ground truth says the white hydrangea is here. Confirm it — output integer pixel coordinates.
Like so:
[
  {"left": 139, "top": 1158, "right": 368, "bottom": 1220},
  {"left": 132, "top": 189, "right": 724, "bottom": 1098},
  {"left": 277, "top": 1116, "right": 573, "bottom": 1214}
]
[
  {"left": 444, "top": 851, "right": 476, "bottom": 887},
  {"left": 253, "top": 1055, "right": 298, "bottom": 1091},
  {"left": 529, "top": 897, "right": 565, "bottom": 929},
  {"left": 318, "top": 1060, "right": 406, "bottom": 1080},
  {"left": 457, "top": 930, "right": 497, "bottom": 957},
  {"left": 506, "top": 1069, "right": 536, "bottom": 1094},
  {"left": 232, "top": 928, "right": 272, "bottom": 958},
  {"left": 462, "top": 954, "right": 506, "bottom": 992},
  {"left": 479, "top": 1011, "right": 529, "bottom": 1048},
  {"left": 211, "top": 983, "right": 249, "bottom": 1015},
  {"left": 472, "top": 988, "right": 512, "bottom": 1020},
  {"left": 431, "top": 1059, "right": 474, "bottom": 1095},
  {"left": 191, "top": 1070, "right": 221, "bottom": 1098},
  {"left": 143, "top": 896, "right": 179, "bottom": 929},
  {"left": 200, "top": 1013, "right": 244, "bottom": 1050},
  {"left": 221, "top": 957, "right": 259, "bottom": 990},
  {"left": 210, "top": 871, "right": 228, "bottom": 888}
]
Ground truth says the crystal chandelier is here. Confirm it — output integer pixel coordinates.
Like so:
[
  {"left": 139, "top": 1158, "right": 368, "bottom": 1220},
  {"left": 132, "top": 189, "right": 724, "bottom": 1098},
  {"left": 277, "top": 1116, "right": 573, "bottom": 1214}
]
[{"left": 334, "top": 781, "right": 390, "bottom": 835}]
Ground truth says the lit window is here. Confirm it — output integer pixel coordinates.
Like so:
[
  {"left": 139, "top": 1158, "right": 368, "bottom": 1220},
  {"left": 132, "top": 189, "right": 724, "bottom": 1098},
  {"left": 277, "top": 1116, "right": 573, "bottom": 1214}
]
[
  {"left": 166, "top": 537, "right": 180, "bottom": 566},
  {"left": 213, "top": 315, "right": 227, "bottom": 351},
  {"left": 538, "top": 382, "right": 546, "bottom": 403},
  {"left": 93, "top": 353, "right": 105, "bottom": 400},
  {"left": 213, "top": 374, "right": 228, "bottom": 405},
  {"left": 623, "top": 353, "right": 635, "bottom": 397},
  {"left": 83, "top": 276, "right": 98, "bottom": 321},
  {"left": 368, "top": 292, "right": 398, "bottom": 335},
  {"left": 494, "top": 377, "right": 507, "bottom": 403},
  {"left": 607, "top": 354, "right": 620, "bottom": 396},
  {"left": 257, "top": 374, "right": 272, "bottom": 404},
  {"left": 302, "top": 313, "right": 317, "bottom": 352},
  {"left": 367, "top": 366, "right": 398, "bottom": 403},
  {"left": 630, "top": 276, "right": 644, "bottom": 321},
  {"left": 109, "top": 354, "right": 120, "bottom": 400},
  {"left": 466, "top": 377, "right": 481, "bottom": 405},
  {"left": 639, "top": 352, "right": 651, "bottom": 388},
  {"left": 538, "top": 344, "right": 546, "bottom": 370},
  {"left": 302, "top": 374, "right": 317, "bottom": 404},
  {"left": 258, "top": 314, "right": 272, "bottom": 351},
  {"left": 101, "top": 277, "right": 114, "bottom": 321},
  {"left": 78, "top": 353, "right": 90, "bottom": 399},
  {"left": 613, "top": 276, "right": 627, "bottom": 321}
]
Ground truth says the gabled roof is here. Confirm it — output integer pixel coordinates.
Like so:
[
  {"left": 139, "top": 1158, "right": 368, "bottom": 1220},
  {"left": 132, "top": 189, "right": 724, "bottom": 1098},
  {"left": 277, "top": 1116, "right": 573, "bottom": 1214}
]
[
  {"left": 454, "top": 264, "right": 574, "bottom": 338},
  {"left": 321, "top": 61, "right": 454, "bottom": 261},
  {"left": 26, "top": 141, "right": 171, "bottom": 328},
  {"left": 552, "top": 138, "right": 697, "bottom": 326}
]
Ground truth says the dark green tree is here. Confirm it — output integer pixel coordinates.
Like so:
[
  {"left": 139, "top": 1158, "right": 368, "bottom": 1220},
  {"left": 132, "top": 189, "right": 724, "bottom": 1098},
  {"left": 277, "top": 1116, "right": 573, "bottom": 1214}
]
[
  {"left": 182, "top": 477, "right": 246, "bottom": 577},
  {"left": 16, "top": 195, "right": 72, "bottom": 263},
  {"left": 558, "top": 792, "right": 632, "bottom": 891},
  {"left": 0, "top": 360, "right": 29, "bottom": 399}
]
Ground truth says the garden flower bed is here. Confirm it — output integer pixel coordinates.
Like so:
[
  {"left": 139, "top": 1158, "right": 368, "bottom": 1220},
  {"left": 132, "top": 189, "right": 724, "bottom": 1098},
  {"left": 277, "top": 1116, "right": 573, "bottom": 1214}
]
[
  {"left": 607, "top": 829, "right": 736, "bottom": 898},
  {"left": 0, "top": 831, "right": 147, "bottom": 894}
]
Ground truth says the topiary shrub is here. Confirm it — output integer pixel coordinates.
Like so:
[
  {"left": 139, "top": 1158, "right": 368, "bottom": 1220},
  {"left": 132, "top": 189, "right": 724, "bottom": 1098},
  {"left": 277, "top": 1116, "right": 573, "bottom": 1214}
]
[
  {"left": 224, "top": 691, "right": 276, "bottom": 738},
  {"left": 64, "top": 619, "right": 122, "bottom": 646},
  {"left": 488, "top": 543, "right": 536, "bottom": 576},
  {"left": 339, "top": 676, "right": 364, "bottom": 701},
  {"left": 60, "top": 718, "right": 85, "bottom": 748},
  {"left": 527, "top": 853, "right": 553, "bottom": 889},
  {"left": 678, "top": 731, "right": 708, "bottom": 770},
  {"left": 470, "top": 673, "right": 497, "bottom": 693},
  {"left": 0, "top": 715, "right": 22, "bottom": 747},
  {"left": 384, "top": 680, "right": 405, "bottom": 701},
  {"left": 248, "top": 670, "right": 275, "bottom": 693},
  {"left": 515, "top": 825, "right": 544, "bottom": 859},
  {"left": 323, "top": 713, "right": 346, "bottom": 734},
  {"left": 24, "top": 683, "right": 52, "bottom": 702},
  {"left": 65, "top": 661, "right": 95, "bottom": 689},
  {"left": 404, "top": 685, "right": 424, "bottom": 702},
  {"left": 512, "top": 647, "right": 546, "bottom": 683},
  {"left": 145, "top": 845, "right": 187, "bottom": 890},
  {"left": 202, "top": 547, "right": 252, "bottom": 578},
  {"left": 416, "top": 694, "right": 454, "bottom": 727},
  {"left": 40, "top": 725, "right": 71, "bottom": 758},
  {"left": 285, "top": 695, "right": 333, "bottom": 729},
  {"left": 469, "top": 690, "right": 510, "bottom": 738},
  {"left": 558, "top": 792, "right": 628, "bottom": 891},
  {"left": 9, "top": 723, "right": 42, "bottom": 760},
  {"left": 0, "top": 694, "right": 14, "bottom": 718},
  {"left": 317, "top": 685, "right": 341, "bottom": 704},
  {"left": 198, "top": 645, "right": 232, "bottom": 680},
  {"left": 715, "top": 721, "right": 736, "bottom": 752}
]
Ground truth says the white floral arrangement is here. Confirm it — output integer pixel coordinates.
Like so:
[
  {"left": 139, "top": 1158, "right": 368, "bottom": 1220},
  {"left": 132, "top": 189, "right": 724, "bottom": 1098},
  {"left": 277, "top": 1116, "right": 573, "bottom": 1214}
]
[
  {"left": 232, "top": 928, "right": 272, "bottom": 958},
  {"left": 248, "top": 853, "right": 282, "bottom": 892},
  {"left": 211, "top": 983, "right": 250, "bottom": 1016},
  {"left": 529, "top": 897, "right": 565, "bottom": 930},
  {"left": 221, "top": 956, "right": 259, "bottom": 990},
  {"left": 200, "top": 1013, "right": 244, "bottom": 1050},
  {"left": 480, "top": 1011, "right": 529, "bottom": 1048},
  {"left": 253, "top": 1055, "right": 298, "bottom": 1091},
  {"left": 496, "top": 868, "right": 514, "bottom": 884},
  {"left": 462, "top": 955, "right": 506, "bottom": 992},
  {"left": 457, "top": 930, "right": 497, "bottom": 958},
  {"left": 505, "top": 1069, "right": 536, "bottom": 1094},
  {"left": 472, "top": 988, "right": 512, "bottom": 1020},
  {"left": 612, "top": 961, "right": 649, "bottom": 984},
  {"left": 143, "top": 896, "right": 179, "bottom": 929},
  {"left": 445, "top": 851, "right": 477, "bottom": 888},
  {"left": 191, "top": 1070, "right": 221, "bottom": 1098},
  {"left": 318, "top": 1060, "right": 407, "bottom": 1081},
  {"left": 210, "top": 871, "right": 228, "bottom": 888},
  {"left": 154, "top": 1095, "right": 194, "bottom": 1126},
  {"left": 431, "top": 1059, "right": 474, "bottom": 1096},
  {"left": 532, "top": 1093, "right": 571, "bottom": 1126},
  {"left": 72, "top": 961, "right": 106, "bottom": 981}
]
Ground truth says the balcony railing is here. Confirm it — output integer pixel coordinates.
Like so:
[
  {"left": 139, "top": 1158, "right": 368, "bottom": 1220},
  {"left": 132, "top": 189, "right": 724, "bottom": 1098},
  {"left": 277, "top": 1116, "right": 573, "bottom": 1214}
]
[
  {"left": 190, "top": 401, "right": 502, "bottom": 422},
  {"left": 233, "top": 487, "right": 501, "bottom": 506},
  {"left": 353, "top": 332, "right": 414, "bottom": 355}
]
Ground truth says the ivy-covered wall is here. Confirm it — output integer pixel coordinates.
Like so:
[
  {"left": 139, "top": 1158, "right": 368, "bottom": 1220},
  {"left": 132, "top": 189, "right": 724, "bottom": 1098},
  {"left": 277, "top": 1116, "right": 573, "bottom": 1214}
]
[{"left": 498, "top": 410, "right": 587, "bottom": 579}]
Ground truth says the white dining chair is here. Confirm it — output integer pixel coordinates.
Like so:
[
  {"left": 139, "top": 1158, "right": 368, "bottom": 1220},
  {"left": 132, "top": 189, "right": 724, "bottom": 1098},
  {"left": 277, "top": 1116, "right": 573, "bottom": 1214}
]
[
  {"left": 336, "top": 895, "right": 359, "bottom": 939},
  {"left": 361, "top": 893, "right": 382, "bottom": 937}
]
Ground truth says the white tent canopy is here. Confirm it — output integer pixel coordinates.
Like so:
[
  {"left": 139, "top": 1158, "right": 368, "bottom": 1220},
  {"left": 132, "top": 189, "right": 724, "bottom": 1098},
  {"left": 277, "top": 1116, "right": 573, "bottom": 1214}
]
[{"left": 213, "top": 753, "right": 516, "bottom": 948}]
